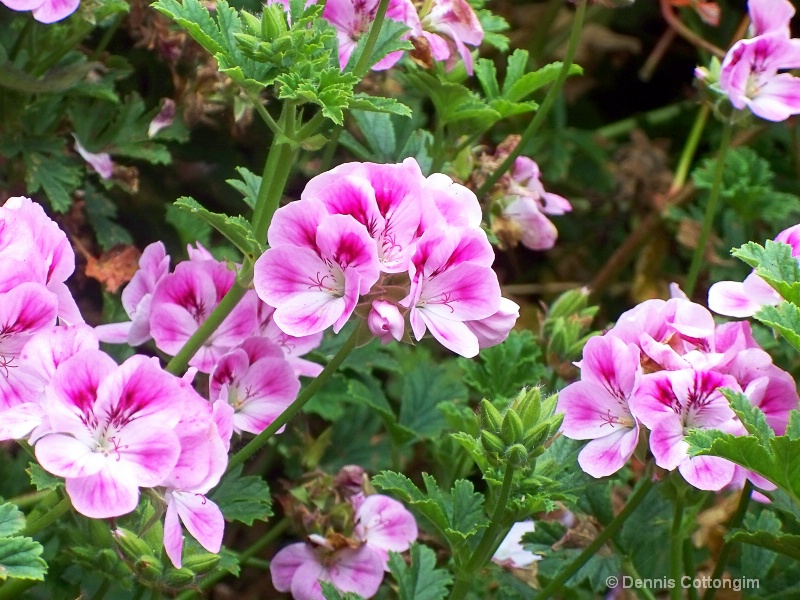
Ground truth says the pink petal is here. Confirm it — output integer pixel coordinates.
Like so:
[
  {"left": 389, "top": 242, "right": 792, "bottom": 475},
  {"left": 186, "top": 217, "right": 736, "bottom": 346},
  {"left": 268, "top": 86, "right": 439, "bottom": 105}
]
[
  {"left": 271, "top": 543, "right": 320, "bottom": 593},
  {"left": 708, "top": 280, "right": 767, "bottom": 317},
  {"left": 557, "top": 380, "right": 635, "bottom": 440},
  {"left": 748, "top": 72, "right": 800, "bottom": 122},
  {"left": 647, "top": 415, "right": 689, "bottom": 471},
  {"left": 34, "top": 433, "right": 106, "bottom": 478},
  {"left": 172, "top": 491, "right": 225, "bottom": 554},
  {"left": 419, "top": 263, "right": 501, "bottom": 322},
  {"left": 419, "top": 311, "right": 479, "bottom": 357},
  {"left": 679, "top": 455, "right": 736, "bottom": 491},
  {"left": 164, "top": 496, "right": 185, "bottom": 568},
  {"left": 323, "top": 547, "right": 385, "bottom": 598},
  {"left": 267, "top": 198, "right": 329, "bottom": 250},
  {"left": 577, "top": 426, "right": 639, "bottom": 478},
  {"left": 31, "top": 0, "right": 80, "bottom": 22},
  {"left": 65, "top": 462, "right": 140, "bottom": 519},
  {"left": 355, "top": 495, "right": 417, "bottom": 557},
  {"left": 748, "top": 0, "right": 794, "bottom": 36}
]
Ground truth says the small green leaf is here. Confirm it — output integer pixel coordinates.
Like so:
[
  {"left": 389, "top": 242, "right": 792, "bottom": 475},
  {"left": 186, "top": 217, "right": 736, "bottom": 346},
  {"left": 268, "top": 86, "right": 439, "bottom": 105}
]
[
  {"left": 23, "top": 151, "right": 82, "bottom": 212},
  {"left": 754, "top": 302, "right": 800, "bottom": 353},
  {"left": 733, "top": 241, "right": 800, "bottom": 305},
  {"left": 347, "top": 94, "right": 412, "bottom": 117},
  {"left": 226, "top": 166, "right": 262, "bottom": 210},
  {"left": 173, "top": 197, "right": 262, "bottom": 257},
  {"left": 209, "top": 465, "right": 273, "bottom": 525},
  {"left": 0, "top": 504, "right": 25, "bottom": 538},
  {"left": 388, "top": 543, "right": 452, "bottom": 600},
  {"left": 727, "top": 530, "right": 800, "bottom": 561},
  {"left": 26, "top": 464, "right": 63, "bottom": 493},
  {"left": 721, "top": 389, "right": 774, "bottom": 443},
  {"left": 0, "top": 537, "right": 47, "bottom": 581},
  {"left": 320, "top": 581, "right": 366, "bottom": 600}
]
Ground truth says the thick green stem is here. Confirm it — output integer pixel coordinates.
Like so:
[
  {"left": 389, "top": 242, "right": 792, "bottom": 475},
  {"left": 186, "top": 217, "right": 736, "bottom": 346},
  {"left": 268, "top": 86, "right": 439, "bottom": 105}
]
[
  {"left": 0, "top": 579, "right": 35, "bottom": 600},
  {"left": 449, "top": 462, "right": 515, "bottom": 599},
  {"left": 476, "top": 0, "right": 587, "bottom": 199},
  {"left": 165, "top": 279, "right": 249, "bottom": 375},
  {"left": 226, "top": 324, "right": 362, "bottom": 472},
  {"left": 22, "top": 495, "right": 71, "bottom": 537},
  {"left": 352, "top": 0, "right": 390, "bottom": 77},
  {"left": 702, "top": 482, "right": 752, "bottom": 600},
  {"left": 594, "top": 102, "right": 690, "bottom": 140},
  {"left": 536, "top": 472, "right": 655, "bottom": 600},
  {"left": 670, "top": 103, "right": 710, "bottom": 194},
  {"left": 252, "top": 103, "right": 299, "bottom": 242},
  {"left": 669, "top": 491, "right": 685, "bottom": 600},
  {"left": 684, "top": 117, "right": 734, "bottom": 297}
]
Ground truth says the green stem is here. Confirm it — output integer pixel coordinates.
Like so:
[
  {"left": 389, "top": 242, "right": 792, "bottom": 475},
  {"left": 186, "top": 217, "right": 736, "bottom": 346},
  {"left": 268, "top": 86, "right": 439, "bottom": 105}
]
[
  {"left": 251, "top": 104, "right": 299, "bottom": 242},
  {"left": 528, "top": 0, "right": 563, "bottom": 65},
  {"left": 702, "top": 481, "right": 752, "bottom": 600},
  {"left": 247, "top": 91, "right": 281, "bottom": 136},
  {"left": 684, "top": 538, "right": 698, "bottom": 600},
  {"left": 226, "top": 324, "right": 362, "bottom": 472},
  {"left": 536, "top": 471, "right": 655, "bottom": 600},
  {"left": 352, "top": 0, "right": 390, "bottom": 77},
  {"left": 320, "top": 126, "right": 343, "bottom": 171},
  {"left": 476, "top": 0, "right": 587, "bottom": 199},
  {"left": 22, "top": 495, "right": 71, "bottom": 537},
  {"left": 177, "top": 519, "right": 291, "bottom": 599},
  {"left": 683, "top": 117, "right": 734, "bottom": 297},
  {"left": 449, "top": 462, "right": 515, "bottom": 599},
  {"left": 0, "top": 578, "right": 36, "bottom": 600},
  {"left": 669, "top": 491, "right": 685, "bottom": 600},
  {"left": 7, "top": 489, "right": 52, "bottom": 510},
  {"left": 594, "top": 102, "right": 690, "bottom": 140},
  {"left": 670, "top": 103, "right": 710, "bottom": 194},
  {"left": 165, "top": 279, "right": 249, "bottom": 375},
  {"left": 91, "top": 13, "right": 124, "bottom": 60}
]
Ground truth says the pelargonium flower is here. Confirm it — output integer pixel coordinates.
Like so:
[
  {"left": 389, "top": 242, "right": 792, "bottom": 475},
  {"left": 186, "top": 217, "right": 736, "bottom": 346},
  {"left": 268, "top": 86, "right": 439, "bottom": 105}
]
[
  {"left": 73, "top": 135, "right": 114, "bottom": 180},
  {"left": 257, "top": 303, "right": 324, "bottom": 378},
  {"left": 34, "top": 351, "right": 192, "bottom": 518},
  {"left": 634, "top": 368, "right": 743, "bottom": 491},
  {"left": 270, "top": 493, "right": 417, "bottom": 599},
  {"left": 367, "top": 301, "right": 405, "bottom": 344},
  {"left": 557, "top": 335, "right": 642, "bottom": 478},
  {"left": 718, "top": 0, "right": 800, "bottom": 122},
  {"left": 492, "top": 521, "right": 539, "bottom": 568},
  {"left": 150, "top": 258, "right": 259, "bottom": 372},
  {"left": 96, "top": 241, "right": 171, "bottom": 346},
  {"left": 0, "top": 0, "right": 79, "bottom": 23},
  {"left": 708, "top": 224, "right": 800, "bottom": 317},
  {"left": 412, "top": 0, "right": 484, "bottom": 74},
  {"left": 209, "top": 337, "right": 301, "bottom": 435},
  {"left": 254, "top": 213, "right": 380, "bottom": 337}
]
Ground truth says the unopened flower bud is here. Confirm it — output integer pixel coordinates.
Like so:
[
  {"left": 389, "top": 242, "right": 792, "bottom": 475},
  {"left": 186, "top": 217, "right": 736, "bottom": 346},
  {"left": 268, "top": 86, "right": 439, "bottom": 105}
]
[
  {"left": 480, "top": 399, "right": 504, "bottom": 433},
  {"left": 114, "top": 528, "right": 155, "bottom": 564},
  {"left": 162, "top": 567, "right": 196, "bottom": 587},
  {"left": 506, "top": 443, "right": 528, "bottom": 468},
  {"left": 181, "top": 552, "right": 221, "bottom": 575},
  {"left": 481, "top": 430, "right": 505, "bottom": 456},
  {"left": 501, "top": 409, "right": 524, "bottom": 446},
  {"left": 134, "top": 555, "right": 164, "bottom": 581},
  {"left": 367, "top": 301, "right": 404, "bottom": 344}
]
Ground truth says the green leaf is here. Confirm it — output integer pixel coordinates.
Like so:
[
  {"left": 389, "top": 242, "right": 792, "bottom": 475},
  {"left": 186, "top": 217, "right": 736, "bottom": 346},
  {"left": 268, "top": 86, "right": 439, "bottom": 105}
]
[
  {"left": 754, "top": 302, "right": 800, "bottom": 353},
  {"left": 0, "top": 504, "right": 24, "bottom": 538},
  {"left": 388, "top": 543, "right": 452, "bottom": 600},
  {"left": 26, "top": 464, "right": 63, "bottom": 493},
  {"left": 344, "top": 18, "right": 412, "bottom": 74},
  {"left": 727, "top": 530, "right": 800, "bottom": 561},
  {"left": 787, "top": 412, "right": 800, "bottom": 441},
  {"left": 733, "top": 240, "right": 800, "bottom": 305},
  {"left": 23, "top": 150, "right": 82, "bottom": 212},
  {"left": 320, "top": 581, "right": 366, "bottom": 600},
  {"left": 404, "top": 72, "right": 501, "bottom": 129},
  {"left": 173, "top": 197, "right": 262, "bottom": 257},
  {"left": 84, "top": 185, "right": 133, "bottom": 250},
  {"left": 460, "top": 330, "right": 549, "bottom": 400},
  {"left": 347, "top": 94, "right": 412, "bottom": 117},
  {"left": 209, "top": 465, "right": 273, "bottom": 525},
  {"left": 398, "top": 361, "right": 468, "bottom": 439},
  {"left": 226, "top": 166, "right": 262, "bottom": 210},
  {"left": 721, "top": 389, "right": 774, "bottom": 443},
  {"left": 504, "top": 61, "right": 583, "bottom": 103},
  {"left": 737, "top": 511, "right": 781, "bottom": 574},
  {"left": 165, "top": 203, "right": 213, "bottom": 249},
  {"left": 0, "top": 537, "right": 47, "bottom": 581}
]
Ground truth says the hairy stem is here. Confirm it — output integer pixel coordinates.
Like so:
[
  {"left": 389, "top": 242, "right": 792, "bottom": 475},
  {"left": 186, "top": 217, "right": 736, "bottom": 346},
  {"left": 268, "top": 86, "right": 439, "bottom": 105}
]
[
  {"left": 536, "top": 471, "right": 655, "bottom": 600},
  {"left": 476, "top": 0, "right": 587, "bottom": 199},
  {"left": 226, "top": 324, "right": 362, "bottom": 472},
  {"left": 352, "top": 0, "right": 390, "bottom": 77},
  {"left": 684, "top": 117, "right": 734, "bottom": 297},
  {"left": 670, "top": 103, "right": 710, "bottom": 194}
]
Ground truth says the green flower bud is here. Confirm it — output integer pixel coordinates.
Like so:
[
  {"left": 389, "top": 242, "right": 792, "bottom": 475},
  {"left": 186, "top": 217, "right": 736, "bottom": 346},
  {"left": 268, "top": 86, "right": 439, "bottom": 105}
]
[
  {"left": 522, "top": 421, "right": 551, "bottom": 450},
  {"left": 162, "top": 567, "right": 196, "bottom": 588},
  {"left": 501, "top": 409, "right": 524, "bottom": 446},
  {"left": 505, "top": 443, "right": 529, "bottom": 469},
  {"left": 262, "top": 4, "right": 288, "bottom": 40},
  {"left": 512, "top": 387, "right": 541, "bottom": 429},
  {"left": 134, "top": 555, "right": 164, "bottom": 582},
  {"left": 240, "top": 10, "right": 262, "bottom": 35},
  {"left": 481, "top": 430, "right": 505, "bottom": 456},
  {"left": 480, "top": 399, "right": 503, "bottom": 433},
  {"left": 114, "top": 528, "right": 155, "bottom": 564},
  {"left": 547, "top": 287, "right": 590, "bottom": 321},
  {"left": 181, "top": 552, "right": 221, "bottom": 575}
]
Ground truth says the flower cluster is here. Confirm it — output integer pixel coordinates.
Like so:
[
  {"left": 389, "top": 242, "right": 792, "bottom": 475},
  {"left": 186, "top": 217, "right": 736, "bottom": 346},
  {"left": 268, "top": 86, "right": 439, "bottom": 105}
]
[
  {"left": 557, "top": 286, "right": 798, "bottom": 492},
  {"left": 716, "top": 0, "right": 800, "bottom": 122},
  {"left": 253, "top": 158, "right": 518, "bottom": 358},
  {"left": 270, "top": 466, "right": 418, "bottom": 600},
  {"left": 270, "top": 0, "right": 483, "bottom": 73}
]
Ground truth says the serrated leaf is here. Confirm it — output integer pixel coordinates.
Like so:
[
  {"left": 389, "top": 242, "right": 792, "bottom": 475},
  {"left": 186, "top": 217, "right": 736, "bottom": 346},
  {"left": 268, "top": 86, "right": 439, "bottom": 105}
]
[
  {"left": 0, "top": 504, "right": 24, "bottom": 538},
  {"left": 738, "top": 511, "right": 781, "bottom": 575},
  {"left": 0, "top": 537, "right": 47, "bottom": 581},
  {"left": 347, "top": 94, "right": 412, "bottom": 117},
  {"left": 152, "top": 0, "right": 226, "bottom": 56},
  {"left": 23, "top": 151, "right": 82, "bottom": 212},
  {"left": 173, "top": 197, "right": 262, "bottom": 257},
  {"left": 754, "top": 302, "right": 800, "bottom": 353},
  {"left": 721, "top": 389, "right": 774, "bottom": 443},
  {"left": 733, "top": 241, "right": 800, "bottom": 305},
  {"left": 320, "top": 581, "right": 366, "bottom": 600},
  {"left": 388, "top": 543, "right": 452, "bottom": 600},
  {"left": 504, "top": 62, "right": 583, "bottom": 103},
  {"left": 83, "top": 186, "right": 133, "bottom": 250},
  {"left": 727, "top": 530, "right": 800, "bottom": 561},
  {"left": 345, "top": 18, "right": 412, "bottom": 74},
  {"left": 26, "top": 464, "right": 63, "bottom": 493},
  {"left": 398, "top": 361, "right": 468, "bottom": 438},
  {"left": 787, "top": 411, "right": 800, "bottom": 441},
  {"left": 209, "top": 465, "right": 273, "bottom": 525},
  {"left": 226, "top": 166, "right": 262, "bottom": 210}
]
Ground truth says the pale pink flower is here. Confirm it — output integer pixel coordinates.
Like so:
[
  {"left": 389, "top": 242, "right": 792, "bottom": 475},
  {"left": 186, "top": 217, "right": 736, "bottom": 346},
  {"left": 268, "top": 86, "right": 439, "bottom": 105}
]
[
  {"left": 95, "top": 242, "right": 171, "bottom": 345},
  {"left": 0, "top": 0, "right": 79, "bottom": 23},
  {"left": 415, "top": 0, "right": 483, "bottom": 73},
  {"left": 73, "top": 135, "right": 114, "bottom": 180},
  {"left": 634, "top": 369, "right": 743, "bottom": 491},
  {"left": 150, "top": 259, "right": 259, "bottom": 373},
  {"left": 464, "top": 297, "right": 520, "bottom": 349},
  {"left": 209, "top": 337, "right": 300, "bottom": 436},
  {"left": 148, "top": 99, "right": 176, "bottom": 138},
  {"left": 557, "top": 335, "right": 642, "bottom": 478},
  {"left": 492, "top": 521, "right": 539, "bottom": 568},
  {"left": 747, "top": 0, "right": 795, "bottom": 38},
  {"left": 254, "top": 213, "right": 380, "bottom": 337},
  {"left": 418, "top": 172, "right": 483, "bottom": 233},
  {"left": 323, "top": 0, "right": 420, "bottom": 70},
  {"left": 367, "top": 301, "right": 405, "bottom": 344},
  {"left": 34, "top": 352, "right": 189, "bottom": 518},
  {"left": 353, "top": 494, "right": 418, "bottom": 567},
  {"left": 257, "top": 303, "right": 324, "bottom": 378}
]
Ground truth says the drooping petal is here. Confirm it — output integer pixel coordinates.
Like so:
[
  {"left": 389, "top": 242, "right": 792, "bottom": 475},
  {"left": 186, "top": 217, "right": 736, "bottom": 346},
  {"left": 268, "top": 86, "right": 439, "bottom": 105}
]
[
  {"left": 355, "top": 495, "right": 418, "bottom": 564},
  {"left": 577, "top": 426, "right": 639, "bottom": 478},
  {"left": 65, "top": 462, "right": 140, "bottom": 519},
  {"left": 679, "top": 455, "right": 736, "bottom": 491},
  {"left": 172, "top": 491, "right": 225, "bottom": 554},
  {"left": 419, "top": 311, "right": 479, "bottom": 358},
  {"left": 163, "top": 496, "right": 185, "bottom": 568},
  {"left": 34, "top": 433, "right": 106, "bottom": 478}
]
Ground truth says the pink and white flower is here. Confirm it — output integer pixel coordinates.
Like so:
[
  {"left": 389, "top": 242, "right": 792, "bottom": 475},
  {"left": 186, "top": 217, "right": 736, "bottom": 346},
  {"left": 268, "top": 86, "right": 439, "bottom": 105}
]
[
  {"left": 413, "top": 0, "right": 484, "bottom": 73},
  {"left": 492, "top": 520, "right": 539, "bottom": 568},
  {"left": 353, "top": 494, "right": 418, "bottom": 567},
  {"left": 34, "top": 351, "right": 190, "bottom": 518},
  {"left": 209, "top": 337, "right": 300, "bottom": 435},
  {"left": 557, "top": 335, "right": 642, "bottom": 478},
  {"left": 0, "top": 0, "right": 79, "bottom": 23},
  {"left": 367, "top": 300, "right": 405, "bottom": 344}
]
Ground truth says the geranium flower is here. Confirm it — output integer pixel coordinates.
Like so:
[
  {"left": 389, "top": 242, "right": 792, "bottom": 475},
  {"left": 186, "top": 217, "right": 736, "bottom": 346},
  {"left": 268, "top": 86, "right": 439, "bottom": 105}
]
[
  {"left": 413, "top": 0, "right": 484, "bottom": 73},
  {"left": 557, "top": 335, "right": 642, "bottom": 478},
  {"left": 34, "top": 352, "right": 189, "bottom": 518},
  {"left": 492, "top": 521, "right": 539, "bottom": 568},
  {"left": 0, "top": 0, "right": 79, "bottom": 23}
]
